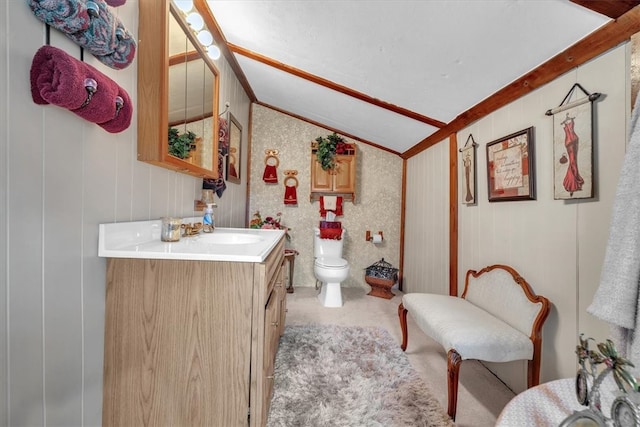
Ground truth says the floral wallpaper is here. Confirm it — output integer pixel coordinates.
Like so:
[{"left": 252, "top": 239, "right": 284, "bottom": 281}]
[{"left": 250, "top": 105, "right": 402, "bottom": 290}]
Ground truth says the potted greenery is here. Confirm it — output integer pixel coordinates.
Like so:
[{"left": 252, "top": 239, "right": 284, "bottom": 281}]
[
  {"left": 315, "top": 132, "right": 347, "bottom": 171},
  {"left": 168, "top": 127, "right": 197, "bottom": 159}
]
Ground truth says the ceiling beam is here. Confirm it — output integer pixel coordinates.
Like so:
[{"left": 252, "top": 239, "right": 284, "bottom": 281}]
[
  {"left": 570, "top": 0, "right": 640, "bottom": 19},
  {"left": 228, "top": 43, "right": 447, "bottom": 129},
  {"left": 402, "top": 5, "right": 640, "bottom": 159}
]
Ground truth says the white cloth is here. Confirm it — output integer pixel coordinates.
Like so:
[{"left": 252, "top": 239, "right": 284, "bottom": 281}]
[
  {"left": 322, "top": 196, "right": 337, "bottom": 210},
  {"left": 496, "top": 377, "right": 617, "bottom": 426},
  {"left": 588, "top": 94, "right": 640, "bottom": 368}
]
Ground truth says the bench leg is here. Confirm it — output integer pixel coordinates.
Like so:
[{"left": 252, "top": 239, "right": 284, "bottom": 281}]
[
  {"left": 398, "top": 303, "right": 408, "bottom": 351},
  {"left": 447, "top": 349, "right": 462, "bottom": 421},
  {"left": 527, "top": 350, "right": 542, "bottom": 388},
  {"left": 526, "top": 335, "right": 544, "bottom": 388}
]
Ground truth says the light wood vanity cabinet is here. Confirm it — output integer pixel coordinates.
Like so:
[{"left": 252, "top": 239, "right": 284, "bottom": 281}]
[{"left": 102, "top": 237, "right": 286, "bottom": 427}]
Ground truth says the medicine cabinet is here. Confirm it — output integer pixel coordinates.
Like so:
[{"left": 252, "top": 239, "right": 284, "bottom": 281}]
[{"left": 137, "top": 0, "right": 220, "bottom": 178}]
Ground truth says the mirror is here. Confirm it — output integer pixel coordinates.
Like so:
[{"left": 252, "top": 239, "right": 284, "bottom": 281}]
[
  {"left": 226, "top": 113, "right": 242, "bottom": 184},
  {"left": 137, "top": 0, "right": 219, "bottom": 178}
]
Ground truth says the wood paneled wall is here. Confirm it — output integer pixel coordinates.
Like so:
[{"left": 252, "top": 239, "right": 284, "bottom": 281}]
[
  {"left": 0, "top": 2, "right": 250, "bottom": 425},
  {"left": 403, "top": 44, "right": 629, "bottom": 392}
]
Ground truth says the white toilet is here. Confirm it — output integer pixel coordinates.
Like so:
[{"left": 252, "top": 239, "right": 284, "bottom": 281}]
[{"left": 314, "top": 227, "right": 350, "bottom": 307}]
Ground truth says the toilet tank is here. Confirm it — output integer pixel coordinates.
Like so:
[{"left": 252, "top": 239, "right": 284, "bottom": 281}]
[{"left": 314, "top": 228, "right": 346, "bottom": 258}]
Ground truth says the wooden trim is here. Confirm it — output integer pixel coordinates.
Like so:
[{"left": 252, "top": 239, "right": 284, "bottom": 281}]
[
  {"left": 168, "top": 112, "right": 213, "bottom": 128},
  {"left": 399, "top": 159, "right": 407, "bottom": 292},
  {"left": 633, "top": 32, "right": 640, "bottom": 109},
  {"left": 255, "top": 101, "right": 402, "bottom": 156},
  {"left": 570, "top": 0, "right": 640, "bottom": 19},
  {"left": 168, "top": 50, "right": 201, "bottom": 66},
  {"left": 402, "top": 5, "right": 640, "bottom": 159},
  {"left": 245, "top": 104, "right": 254, "bottom": 227},
  {"left": 449, "top": 134, "right": 458, "bottom": 297},
  {"left": 137, "top": 0, "right": 169, "bottom": 163},
  {"left": 230, "top": 43, "right": 446, "bottom": 129}
]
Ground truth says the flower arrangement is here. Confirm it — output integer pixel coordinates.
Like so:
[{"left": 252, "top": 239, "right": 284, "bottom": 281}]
[
  {"left": 315, "top": 132, "right": 351, "bottom": 171},
  {"left": 250, "top": 211, "right": 290, "bottom": 240}
]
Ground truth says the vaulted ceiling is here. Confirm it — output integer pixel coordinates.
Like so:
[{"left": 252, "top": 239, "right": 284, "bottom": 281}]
[{"left": 202, "top": 0, "right": 640, "bottom": 158}]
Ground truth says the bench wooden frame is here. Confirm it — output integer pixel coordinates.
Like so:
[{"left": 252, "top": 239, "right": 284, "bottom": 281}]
[{"left": 398, "top": 264, "right": 550, "bottom": 421}]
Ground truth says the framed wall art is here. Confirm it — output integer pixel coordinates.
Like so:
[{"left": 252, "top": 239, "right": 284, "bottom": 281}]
[
  {"left": 460, "top": 134, "right": 478, "bottom": 205},
  {"left": 545, "top": 83, "right": 600, "bottom": 200},
  {"left": 486, "top": 127, "right": 536, "bottom": 202},
  {"left": 226, "top": 112, "right": 242, "bottom": 184}
]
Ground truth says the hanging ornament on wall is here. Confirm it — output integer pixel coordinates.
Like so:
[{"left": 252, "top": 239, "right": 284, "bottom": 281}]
[
  {"left": 283, "top": 170, "right": 298, "bottom": 205},
  {"left": 263, "top": 149, "right": 279, "bottom": 183}
]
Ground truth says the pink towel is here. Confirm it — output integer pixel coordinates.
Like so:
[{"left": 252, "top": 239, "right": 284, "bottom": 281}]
[
  {"left": 30, "top": 45, "right": 132, "bottom": 133},
  {"left": 99, "top": 84, "right": 132, "bottom": 133}
]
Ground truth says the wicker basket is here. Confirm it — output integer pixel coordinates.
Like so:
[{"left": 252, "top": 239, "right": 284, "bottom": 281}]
[
  {"left": 365, "top": 259, "right": 398, "bottom": 299},
  {"left": 365, "top": 258, "right": 398, "bottom": 281}
]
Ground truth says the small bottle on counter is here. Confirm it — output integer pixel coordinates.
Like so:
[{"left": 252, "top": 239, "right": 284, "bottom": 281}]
[{"left": 203, "top": 204, "right": 215, "bottom": 232}]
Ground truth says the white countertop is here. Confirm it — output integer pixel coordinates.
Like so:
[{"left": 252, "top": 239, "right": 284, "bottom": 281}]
[{"left": 98, "top": 218, "right": 285, "bottom": 262}]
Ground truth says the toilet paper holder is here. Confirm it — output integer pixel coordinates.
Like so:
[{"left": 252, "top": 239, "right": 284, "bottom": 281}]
[{"left": 365, "top": 230, "right": 383, "bottom": 242}]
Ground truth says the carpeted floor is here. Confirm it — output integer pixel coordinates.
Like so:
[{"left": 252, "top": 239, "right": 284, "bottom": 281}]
[
  {"left": 280, "top": 287, "right": 516, "bottom": 427},
  {"left": 267, "top": 324, "right": 455, "bottom": 427}
]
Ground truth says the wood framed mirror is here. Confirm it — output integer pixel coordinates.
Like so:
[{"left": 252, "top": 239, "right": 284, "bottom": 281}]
[
  {"left": 226, "top": 113, "right": 242, "bottom": 184},
  {"left": 137, "top": 0, "right": 220, "bottom": 178}
]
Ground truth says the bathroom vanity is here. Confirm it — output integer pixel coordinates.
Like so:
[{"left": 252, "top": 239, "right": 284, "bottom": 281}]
[{"left": 99, "top": 220, "right": 286, "bottom": 427}]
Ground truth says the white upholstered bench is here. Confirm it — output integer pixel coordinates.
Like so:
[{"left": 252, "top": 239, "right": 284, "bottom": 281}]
[{"left": 398, "top": 264, "right": 550, "bottom": 421}]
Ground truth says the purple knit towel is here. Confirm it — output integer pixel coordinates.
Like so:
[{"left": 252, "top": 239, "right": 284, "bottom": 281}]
[
  {"left": 104, "top": 0, "right": 126, "bottom": 6},
  {"left": 28, "top": 0, "right": 136, "bottom": 70},
  {"left": 30, "top": 45, "right": 132, "bottom": 133},
  {"left": 27, "top": 0, "right": 91, "bottom": 34}
]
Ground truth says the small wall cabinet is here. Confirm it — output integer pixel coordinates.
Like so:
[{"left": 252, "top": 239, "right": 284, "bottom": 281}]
[{"left": 310, "top": 144, "right": 357, "bottom": 202}]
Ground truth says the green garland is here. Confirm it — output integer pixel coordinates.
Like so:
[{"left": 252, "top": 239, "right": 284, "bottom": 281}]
[{"left": 315, "top": 132, "right": 346, "bottom": 171}]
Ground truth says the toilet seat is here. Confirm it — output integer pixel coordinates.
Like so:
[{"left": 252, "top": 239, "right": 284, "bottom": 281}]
[{"left": 315, "top": 257, "right": 348, "bottom": 269}]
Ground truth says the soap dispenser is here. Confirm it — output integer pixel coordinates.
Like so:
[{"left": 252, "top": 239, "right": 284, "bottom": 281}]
[{"left": 203, "top": 203, "right": 215, "bottom": 232}]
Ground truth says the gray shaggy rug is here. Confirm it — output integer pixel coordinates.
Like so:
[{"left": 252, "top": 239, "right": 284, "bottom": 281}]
[{"left": 267, "top": 324, "right": 455, "bottom": 427}]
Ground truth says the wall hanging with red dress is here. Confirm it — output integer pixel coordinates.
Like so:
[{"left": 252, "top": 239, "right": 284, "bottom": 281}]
[
  {"left": 545, "top": 83, "right": 601, "bottom": 200},
  {"left": 263, "top": 149, "right": 279, "bottom": 183}
]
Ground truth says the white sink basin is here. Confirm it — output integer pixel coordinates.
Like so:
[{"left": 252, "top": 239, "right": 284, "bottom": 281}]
[
  {"left": 98, "top": 219, "right": 285, "bottom": 262},
  {"left": 197, "top": 233, "right": 263, "bottom": 245}
]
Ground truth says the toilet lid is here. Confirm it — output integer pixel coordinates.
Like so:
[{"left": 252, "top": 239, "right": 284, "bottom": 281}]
[{"left": 315, "top": 257, "right": 348, "bottom": 268}]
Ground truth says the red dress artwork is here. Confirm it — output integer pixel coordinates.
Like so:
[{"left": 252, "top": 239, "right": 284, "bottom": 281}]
[{"left": 562, "top": 114, "right": 584, "bottom": 195}]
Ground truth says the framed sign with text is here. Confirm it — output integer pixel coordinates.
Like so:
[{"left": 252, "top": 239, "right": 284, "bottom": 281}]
[{"left": 486, "top": 127, "right": 536, "bottom": 202}]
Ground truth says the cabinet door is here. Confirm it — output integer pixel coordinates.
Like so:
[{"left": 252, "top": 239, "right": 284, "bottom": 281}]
[
  {"left": 310, "top": 157, "right": 333, "bottom": 192},
  {"left": 333, "top": 155, "right": 356, "bottom": 193},
  {"left": 276, "top": 266, "right": 286, "bottom": 337},
  {"left": 261, "top": 291, "right": 280, "bottom": 426}
]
